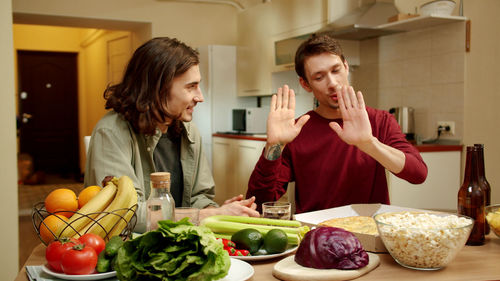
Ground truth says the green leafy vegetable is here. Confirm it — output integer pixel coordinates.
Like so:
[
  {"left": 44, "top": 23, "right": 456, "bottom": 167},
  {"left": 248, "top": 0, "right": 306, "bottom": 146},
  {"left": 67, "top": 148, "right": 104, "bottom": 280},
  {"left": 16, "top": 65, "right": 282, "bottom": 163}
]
[{"left": 114, "top": 218, "right": 230, "bottom": 281}]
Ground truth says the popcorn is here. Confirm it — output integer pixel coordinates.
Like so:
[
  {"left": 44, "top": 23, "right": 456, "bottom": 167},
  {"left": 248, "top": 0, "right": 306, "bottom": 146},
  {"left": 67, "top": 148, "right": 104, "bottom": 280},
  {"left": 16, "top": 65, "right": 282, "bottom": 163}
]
[{"left": 375, "top": 212, "right": 473, "bottom": 269}]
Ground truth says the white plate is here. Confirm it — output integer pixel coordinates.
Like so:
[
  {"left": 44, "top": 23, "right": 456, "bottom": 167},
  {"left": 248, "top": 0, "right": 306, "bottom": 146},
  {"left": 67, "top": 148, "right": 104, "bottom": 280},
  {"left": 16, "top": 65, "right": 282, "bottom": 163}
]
[
  {"left": 232, "top": 246, "right": 298, "bottom": 261},
  {"left": 41, "top": 260, "right": 250, "bottom": 281},
  {"left": 42, "top": 265, "right": 117, "bottom": 280},
  {"left": 218, "top": 258, "right": 254, "bottom": 281}
]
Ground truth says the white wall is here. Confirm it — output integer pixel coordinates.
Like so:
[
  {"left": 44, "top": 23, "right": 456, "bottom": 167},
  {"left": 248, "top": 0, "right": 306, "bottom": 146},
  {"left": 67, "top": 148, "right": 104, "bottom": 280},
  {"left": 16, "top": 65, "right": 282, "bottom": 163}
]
[
  {"left": 463, "top": 0, "right": 500, "bottom": 204},
  {"left": 12, "top": 0, "right": 238, "bottom": 47},
  {"left": 1, "top": 1, "right": 20, "bottom": 279}
]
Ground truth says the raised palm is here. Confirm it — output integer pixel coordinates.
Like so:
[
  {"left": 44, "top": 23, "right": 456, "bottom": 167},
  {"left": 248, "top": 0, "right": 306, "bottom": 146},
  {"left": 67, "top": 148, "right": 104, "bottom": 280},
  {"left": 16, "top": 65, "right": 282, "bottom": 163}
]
[
  {"left": 329, "top": 86, "right": 373, "bottom": 146},
  {"left": 266, "top": 85, "right": 310, "bottom": 145}
]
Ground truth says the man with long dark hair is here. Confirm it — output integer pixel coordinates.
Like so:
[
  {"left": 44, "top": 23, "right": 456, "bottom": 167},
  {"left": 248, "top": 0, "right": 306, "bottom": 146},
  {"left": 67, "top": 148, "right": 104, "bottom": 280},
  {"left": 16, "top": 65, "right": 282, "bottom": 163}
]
[{"left": 85, "top": 37, "right": 259, "bottom": 232}]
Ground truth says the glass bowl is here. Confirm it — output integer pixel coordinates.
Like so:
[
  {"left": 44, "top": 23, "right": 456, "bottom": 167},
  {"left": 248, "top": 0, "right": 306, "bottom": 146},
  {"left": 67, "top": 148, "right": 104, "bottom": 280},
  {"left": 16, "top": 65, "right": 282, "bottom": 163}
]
[
  {"left": 374, "top": 211, "right": 473, "bottom": 270},
  {"left": 486, "top": 204, "right": 500, "bottom": 238}
]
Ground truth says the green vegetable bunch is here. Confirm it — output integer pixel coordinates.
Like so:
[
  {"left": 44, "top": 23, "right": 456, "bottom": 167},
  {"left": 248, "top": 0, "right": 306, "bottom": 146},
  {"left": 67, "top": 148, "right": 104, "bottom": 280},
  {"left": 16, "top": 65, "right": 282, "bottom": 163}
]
[{"left": 114, "top": 218, "right": 230, "bottom": 281}]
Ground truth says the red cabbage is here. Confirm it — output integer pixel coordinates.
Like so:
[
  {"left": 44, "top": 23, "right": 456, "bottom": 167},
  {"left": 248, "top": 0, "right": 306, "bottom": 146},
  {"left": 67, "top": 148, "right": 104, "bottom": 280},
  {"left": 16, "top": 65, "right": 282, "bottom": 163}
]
[{"left": 294, "top": 227, "right": 369, "bottom": 269}]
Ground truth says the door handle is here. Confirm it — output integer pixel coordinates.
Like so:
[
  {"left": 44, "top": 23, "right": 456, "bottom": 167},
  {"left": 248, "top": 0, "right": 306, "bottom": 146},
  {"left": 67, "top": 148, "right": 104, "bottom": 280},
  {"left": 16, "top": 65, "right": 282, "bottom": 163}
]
[{"left": 22, "top": 113, "right": 33, "bottom": 124}]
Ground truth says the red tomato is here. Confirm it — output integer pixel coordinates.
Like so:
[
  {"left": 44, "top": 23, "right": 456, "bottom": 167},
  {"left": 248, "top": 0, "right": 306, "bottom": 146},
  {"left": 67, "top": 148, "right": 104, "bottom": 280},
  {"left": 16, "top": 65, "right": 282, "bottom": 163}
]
[
  {"left": 45, "top": 237, "right": 78, "bottom": 272},
  {"left": 235, "top": 249, "right": 250, "bottom": 256},
  {"left": 61, "top": 244, "right": 98, "bottom": 275},
  {"left": 78, "top": 233, "right": 105, "bottom": 255}
]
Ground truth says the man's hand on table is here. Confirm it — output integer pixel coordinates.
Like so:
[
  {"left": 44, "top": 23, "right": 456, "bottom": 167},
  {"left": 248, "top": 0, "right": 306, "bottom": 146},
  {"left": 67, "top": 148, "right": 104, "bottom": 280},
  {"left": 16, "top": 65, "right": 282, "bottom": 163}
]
[{"left": 199, "top": 195, "right": 260, "bottom": 221}]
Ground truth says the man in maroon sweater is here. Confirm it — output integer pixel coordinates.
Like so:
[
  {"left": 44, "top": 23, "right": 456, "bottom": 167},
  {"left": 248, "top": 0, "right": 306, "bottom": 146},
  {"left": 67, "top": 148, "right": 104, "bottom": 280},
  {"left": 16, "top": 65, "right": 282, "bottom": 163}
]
[{"left": 246, "top": 35, "right": 427, "bottom": 214}]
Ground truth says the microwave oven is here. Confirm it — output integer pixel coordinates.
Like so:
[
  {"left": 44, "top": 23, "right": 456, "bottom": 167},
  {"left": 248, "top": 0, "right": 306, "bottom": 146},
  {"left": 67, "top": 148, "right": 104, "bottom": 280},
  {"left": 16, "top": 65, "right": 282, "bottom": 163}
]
[{"left": 232, "top": 108, "right": 268, "bottom": 134}]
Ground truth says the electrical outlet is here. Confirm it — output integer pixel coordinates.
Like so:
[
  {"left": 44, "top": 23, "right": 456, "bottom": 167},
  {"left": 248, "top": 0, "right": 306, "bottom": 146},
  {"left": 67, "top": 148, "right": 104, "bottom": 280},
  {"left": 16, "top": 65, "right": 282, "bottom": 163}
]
[{"left": 437, "top": 121, "right": 455, "bottom": 136}]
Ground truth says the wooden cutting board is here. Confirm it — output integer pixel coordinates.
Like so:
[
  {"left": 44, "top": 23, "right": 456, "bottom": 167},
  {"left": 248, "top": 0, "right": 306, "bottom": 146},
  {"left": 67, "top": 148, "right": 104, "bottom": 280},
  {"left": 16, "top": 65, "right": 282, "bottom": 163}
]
[{"left": 272, "top": 253, "right": 380, "bottom": 281}]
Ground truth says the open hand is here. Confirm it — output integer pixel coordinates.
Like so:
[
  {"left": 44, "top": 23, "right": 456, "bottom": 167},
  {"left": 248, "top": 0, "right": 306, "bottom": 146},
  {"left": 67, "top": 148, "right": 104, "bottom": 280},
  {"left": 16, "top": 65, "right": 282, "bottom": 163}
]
[
  {"left": 219, "top": 196, "right": 259, "bottom": 217},
  {"left": 329, "top": 86, "right": 373, "bottom": 146},
  {"left": 266, "top": 85, "right": 310, "bottom": 145}
]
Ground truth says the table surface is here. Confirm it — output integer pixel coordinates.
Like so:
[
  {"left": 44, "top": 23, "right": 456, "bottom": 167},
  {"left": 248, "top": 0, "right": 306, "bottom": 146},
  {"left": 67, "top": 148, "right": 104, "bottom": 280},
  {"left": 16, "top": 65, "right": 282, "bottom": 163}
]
[{"left": 16, "top": 234, "right": 500, "bottom": 281}]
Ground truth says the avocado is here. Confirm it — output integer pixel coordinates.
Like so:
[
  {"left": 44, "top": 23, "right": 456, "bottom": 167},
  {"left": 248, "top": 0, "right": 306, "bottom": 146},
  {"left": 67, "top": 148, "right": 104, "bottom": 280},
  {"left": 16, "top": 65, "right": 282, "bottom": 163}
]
[
  {"left": 263, "top": 229, "right": 288, "bottom": 254},
  {"left": 231, "top": 228, "right": 263, "bottom": 254}
]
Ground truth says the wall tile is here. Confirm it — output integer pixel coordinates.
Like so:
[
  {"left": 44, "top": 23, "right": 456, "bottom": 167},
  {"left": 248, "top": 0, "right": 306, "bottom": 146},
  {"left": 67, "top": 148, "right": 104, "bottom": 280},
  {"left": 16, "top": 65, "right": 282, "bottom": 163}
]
[
  {"left": 379, "top": 32, "right": 406, "bottom": 63},
  {"left": 431, "top": 22, "right": 466, "bottom": 55},
  {"left": 431, "top": 52, "right": 465, "bottom": 84},
  {"left": 360, "top": 38, "right": 379, "bottom": 64},
  {"left": 402, "top": 28, "right": 432, "bottom": 59},
  {"left": 429, "top": 83, "right": 464, "bottom": 114},
  {"left": 401, "top": 86, "right": 432, "bottom": 111},
  {"left": 402, "top": 56, "right": 431, "bottom": 86},
  {"left": 355, "top": 62, "right": 379, "bottom": 89},
  {"left": 369, "top": 21, "right": 465, "bottom": 140},
  {"left": 377, "top": 87, "right": 404, "bottom": 111},
  {"left": 379, "top": 61, "right": 403, "bottom": 88},
  {"left": 362, "top": 87, "right": 379, "bottom": 108},
  {"left": 414, "top": 110, "right": 430, "bottom": 140}
]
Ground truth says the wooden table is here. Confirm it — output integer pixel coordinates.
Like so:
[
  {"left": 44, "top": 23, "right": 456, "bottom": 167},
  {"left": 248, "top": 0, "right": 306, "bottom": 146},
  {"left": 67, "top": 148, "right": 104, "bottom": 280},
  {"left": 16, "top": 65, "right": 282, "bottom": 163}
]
[{"left": 16, "top": 234, "right": 500, "bottom": 281}]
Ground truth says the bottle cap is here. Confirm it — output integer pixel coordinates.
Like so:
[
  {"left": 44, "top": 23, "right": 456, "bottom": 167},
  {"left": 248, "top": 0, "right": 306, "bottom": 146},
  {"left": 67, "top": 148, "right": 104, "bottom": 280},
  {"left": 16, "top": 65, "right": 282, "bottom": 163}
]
[{"left": 150, "top": 172, "right": 171, "bottom": 183}]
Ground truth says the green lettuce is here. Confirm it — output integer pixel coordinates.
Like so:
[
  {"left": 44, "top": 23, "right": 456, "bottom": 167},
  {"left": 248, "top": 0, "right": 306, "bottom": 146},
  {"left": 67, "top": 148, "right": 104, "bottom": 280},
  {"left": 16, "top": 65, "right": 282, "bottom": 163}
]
[{"left": 115, "top": 218, "right": 230, "bottom": 281}]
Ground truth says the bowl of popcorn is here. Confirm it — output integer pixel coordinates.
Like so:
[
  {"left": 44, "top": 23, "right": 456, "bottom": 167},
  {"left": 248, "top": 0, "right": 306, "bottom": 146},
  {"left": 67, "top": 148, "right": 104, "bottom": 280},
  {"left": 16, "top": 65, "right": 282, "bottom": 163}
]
[
  {"left": 373, "top": 211, "right": 473, "bottom": 270},
  {"left": 486, "top": 204, "right": 500, "bottom": 237}
]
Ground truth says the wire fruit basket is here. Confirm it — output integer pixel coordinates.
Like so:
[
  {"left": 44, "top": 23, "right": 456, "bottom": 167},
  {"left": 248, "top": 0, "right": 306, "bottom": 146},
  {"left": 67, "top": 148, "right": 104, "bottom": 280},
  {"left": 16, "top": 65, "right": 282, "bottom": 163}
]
[{"left": 32, "top": 202, "right": 137, "bottom": 245}]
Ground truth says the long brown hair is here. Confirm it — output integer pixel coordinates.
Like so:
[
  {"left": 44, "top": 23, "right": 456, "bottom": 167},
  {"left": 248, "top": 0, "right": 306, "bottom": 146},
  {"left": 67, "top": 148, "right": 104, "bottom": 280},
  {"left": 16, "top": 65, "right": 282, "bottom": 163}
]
[
  {"left": 295, "top": 34, "right": 345, "bottom": 83},
  {"left": 104, "top": 37, "right": 199, "bottom": 135}
]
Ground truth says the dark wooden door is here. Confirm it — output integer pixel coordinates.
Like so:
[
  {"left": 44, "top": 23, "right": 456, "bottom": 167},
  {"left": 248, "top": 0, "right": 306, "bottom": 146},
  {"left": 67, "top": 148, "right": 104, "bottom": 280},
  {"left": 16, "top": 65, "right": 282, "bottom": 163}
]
[{"left": 17, "top": 51, "right": 80, "bottom": 177}]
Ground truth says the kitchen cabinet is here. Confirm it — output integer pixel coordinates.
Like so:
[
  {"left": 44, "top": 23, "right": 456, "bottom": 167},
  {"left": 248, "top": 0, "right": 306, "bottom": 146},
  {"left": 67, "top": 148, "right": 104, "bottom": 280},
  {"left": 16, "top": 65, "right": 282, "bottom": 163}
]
[
  {"left": 212, "top": 136, "right": 266, "bottom": 204},
  {"left": 236, "top": 5, "right": 273, "bottom": 97},
  {"left": 388, "top": 150, "right": 461, "bottom": 211}
]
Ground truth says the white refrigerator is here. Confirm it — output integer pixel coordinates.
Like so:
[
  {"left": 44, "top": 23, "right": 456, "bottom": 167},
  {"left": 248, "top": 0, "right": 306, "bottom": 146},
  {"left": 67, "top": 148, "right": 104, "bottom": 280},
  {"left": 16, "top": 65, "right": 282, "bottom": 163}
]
[{"left": 193, "top": 45, "right": 256, "bottom": 170}]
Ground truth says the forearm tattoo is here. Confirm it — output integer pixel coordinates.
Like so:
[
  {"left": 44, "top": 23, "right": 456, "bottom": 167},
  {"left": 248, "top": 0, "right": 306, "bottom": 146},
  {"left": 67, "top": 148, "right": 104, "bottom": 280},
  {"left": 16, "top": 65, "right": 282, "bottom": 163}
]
[{"left": 265, "top": 144, "right": 283, "bottom": 160}]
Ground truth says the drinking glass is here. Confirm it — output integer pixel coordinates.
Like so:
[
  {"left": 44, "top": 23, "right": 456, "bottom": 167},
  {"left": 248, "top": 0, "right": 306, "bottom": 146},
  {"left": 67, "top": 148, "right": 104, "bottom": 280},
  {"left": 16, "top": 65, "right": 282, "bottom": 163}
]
[
  {"left": 175, "top": 207, "right": 200, "bottom": 225},
  {"left": 262, "top": 202, "right": 291, "bottom": 220}
]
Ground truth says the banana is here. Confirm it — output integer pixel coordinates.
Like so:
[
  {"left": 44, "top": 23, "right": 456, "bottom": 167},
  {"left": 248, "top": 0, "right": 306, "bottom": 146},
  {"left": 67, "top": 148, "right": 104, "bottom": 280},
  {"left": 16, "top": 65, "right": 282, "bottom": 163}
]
[
  {"left": 58, "top": 182, "right": 118, "bottom": 238},
  {"left": 107, "top": 184, "right": 138, "bottom": 238},
  {"left": 81, "top": 175, "right": 137, "bottom": 240}
]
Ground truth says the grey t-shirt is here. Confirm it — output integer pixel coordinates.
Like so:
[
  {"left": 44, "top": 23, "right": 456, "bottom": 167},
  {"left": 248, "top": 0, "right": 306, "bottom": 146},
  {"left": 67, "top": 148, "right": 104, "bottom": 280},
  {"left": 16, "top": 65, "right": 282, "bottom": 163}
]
[{"left": 153, "top": 131, "right": 183, "bottom": 207}]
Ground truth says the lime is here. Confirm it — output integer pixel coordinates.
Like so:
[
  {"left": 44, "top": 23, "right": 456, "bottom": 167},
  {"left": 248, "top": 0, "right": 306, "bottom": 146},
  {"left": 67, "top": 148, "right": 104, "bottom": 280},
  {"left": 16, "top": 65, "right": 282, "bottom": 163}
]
[
  {"left": 263, "top": 229, "right": 288, "bottom": 254},
  {"left": 231, "top": 228, "right": 263, "bottom": 254}
]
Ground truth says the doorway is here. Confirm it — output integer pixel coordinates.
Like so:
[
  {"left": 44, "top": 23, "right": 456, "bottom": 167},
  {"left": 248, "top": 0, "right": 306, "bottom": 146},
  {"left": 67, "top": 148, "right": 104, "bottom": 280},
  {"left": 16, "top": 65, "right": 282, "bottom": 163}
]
[
  {"left": 17, "top": 50, "right": 80, "bottom": 180},
  {"left": 12, "top": 16, "right": 152, "bottom": 270}
]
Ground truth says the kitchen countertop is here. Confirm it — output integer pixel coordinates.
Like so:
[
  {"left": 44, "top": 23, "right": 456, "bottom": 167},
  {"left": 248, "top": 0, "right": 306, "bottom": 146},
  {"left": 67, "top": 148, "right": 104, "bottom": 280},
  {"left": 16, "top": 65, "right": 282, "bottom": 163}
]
[
  {"left": 15, "top": 233, "right": 500, "bottom": 281},
  {"left": 213, "top": 133, "right": 267, "bottom": 141},
  {"left": 213, "top": 133, "right": 463, "bottom": 153}
]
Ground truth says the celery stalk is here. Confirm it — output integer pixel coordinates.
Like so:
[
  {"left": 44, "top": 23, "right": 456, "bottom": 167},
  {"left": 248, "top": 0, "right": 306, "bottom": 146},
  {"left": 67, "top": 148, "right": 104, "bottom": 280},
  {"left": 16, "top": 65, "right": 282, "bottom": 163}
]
[
  {"left": 201, "top": 215, "right": 309, "bottom": 245},
  {"left": 214, "top": 233, "right": 232, "bottom": 240}
]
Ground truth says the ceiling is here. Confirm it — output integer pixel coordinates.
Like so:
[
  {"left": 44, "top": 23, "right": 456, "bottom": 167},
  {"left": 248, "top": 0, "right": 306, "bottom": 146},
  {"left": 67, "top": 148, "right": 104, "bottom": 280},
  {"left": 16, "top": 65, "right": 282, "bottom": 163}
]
[{"left": 157, "top": 0, "right": 270, "bottom": 11}]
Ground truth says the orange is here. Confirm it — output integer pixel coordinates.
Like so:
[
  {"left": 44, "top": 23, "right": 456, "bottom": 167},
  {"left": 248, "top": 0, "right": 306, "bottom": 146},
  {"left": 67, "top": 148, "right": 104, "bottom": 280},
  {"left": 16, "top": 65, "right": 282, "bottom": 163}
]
[
  {"left": 39, "top": 214, "right": 68, "bottom": 243},
  {"left": 78, "top": 185, "right": 102, "bottom": 209},
  {"left": 44, "top": 188, "right": 78, "bottom": 218}
]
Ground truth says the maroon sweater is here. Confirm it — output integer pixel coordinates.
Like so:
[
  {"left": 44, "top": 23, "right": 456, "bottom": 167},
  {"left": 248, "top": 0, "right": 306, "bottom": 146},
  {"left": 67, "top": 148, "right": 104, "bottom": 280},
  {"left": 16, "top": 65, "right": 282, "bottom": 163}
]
[{"left": 247, "top": 108, "right": 427, "bottom": 214}]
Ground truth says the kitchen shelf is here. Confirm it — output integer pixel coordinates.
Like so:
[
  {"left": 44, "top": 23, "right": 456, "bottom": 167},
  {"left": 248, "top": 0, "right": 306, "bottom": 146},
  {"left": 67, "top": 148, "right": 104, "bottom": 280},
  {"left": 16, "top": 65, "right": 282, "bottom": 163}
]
[
  {"left": 326, "top": 14, "right": 467, "bottom": 40},
  {"left": 378, "top": 14, "right": 467, "bottom": 31}
]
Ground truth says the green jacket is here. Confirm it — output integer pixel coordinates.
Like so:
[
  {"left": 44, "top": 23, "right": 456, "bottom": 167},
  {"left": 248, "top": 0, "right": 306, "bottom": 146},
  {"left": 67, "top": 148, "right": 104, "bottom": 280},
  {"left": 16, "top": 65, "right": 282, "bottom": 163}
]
[{"left": 84, "top": 111, "right": 217, "bottom": 233}]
